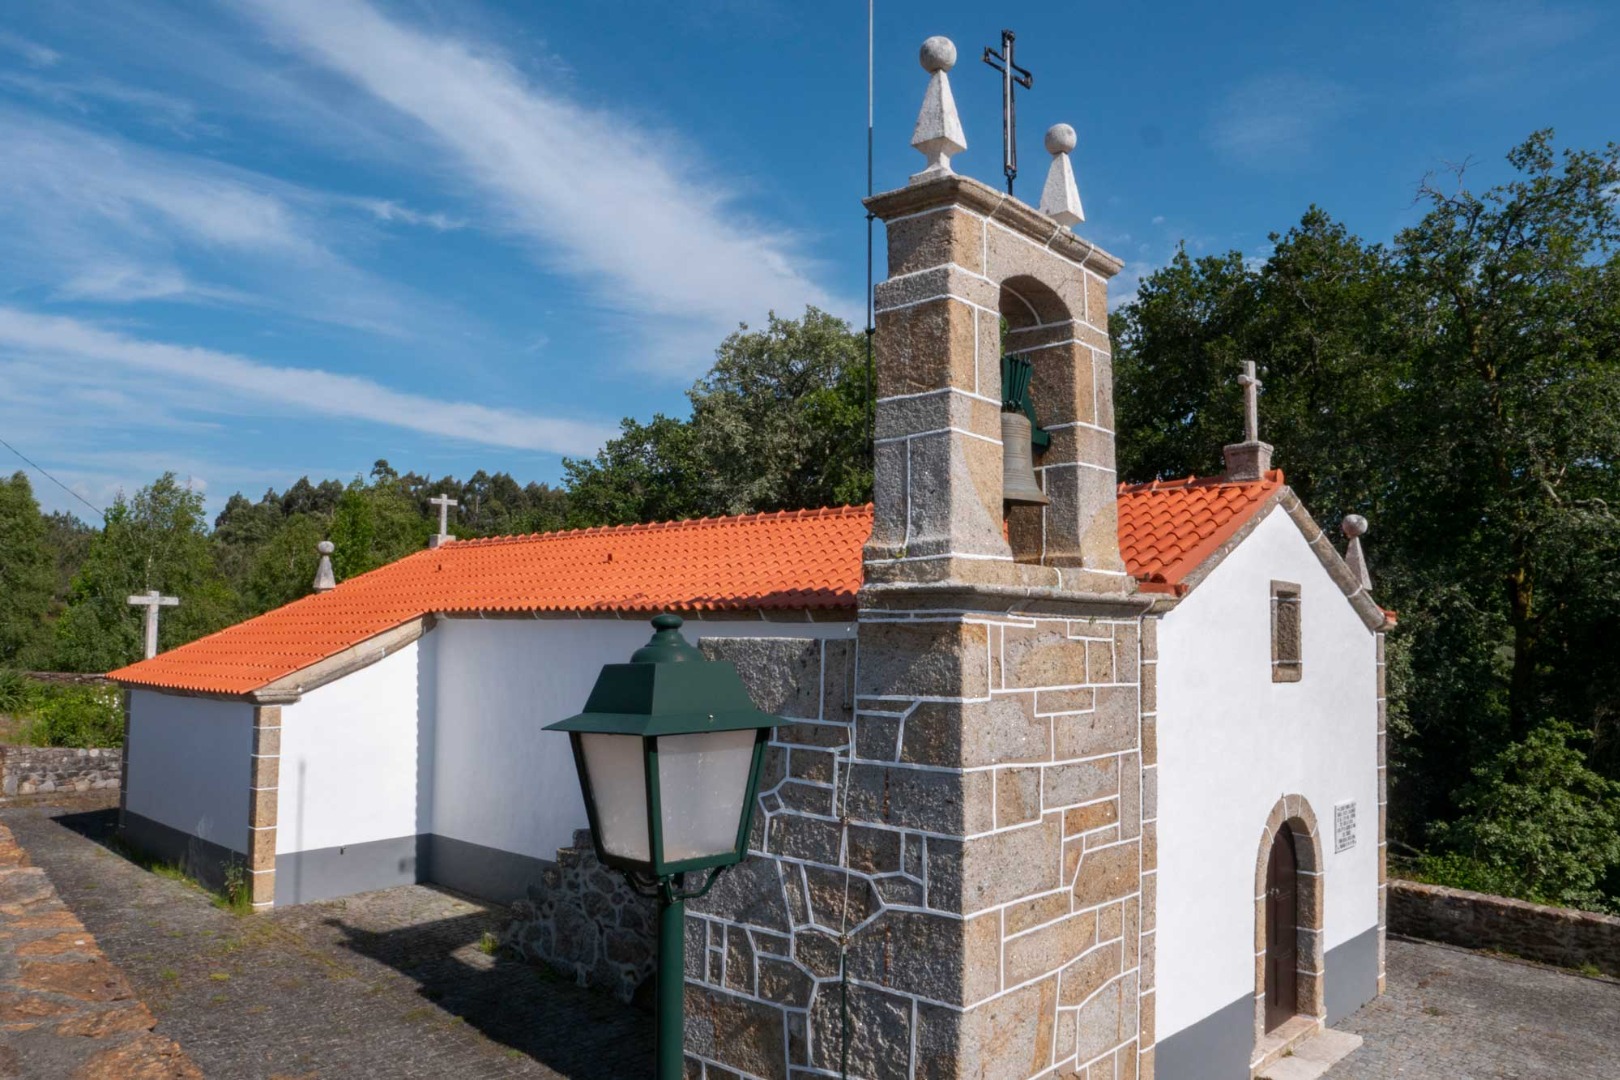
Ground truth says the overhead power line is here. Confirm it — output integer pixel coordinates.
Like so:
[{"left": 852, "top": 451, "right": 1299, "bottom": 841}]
[{"left": 0, "top": 435, "right": 106, "bottom": 520}]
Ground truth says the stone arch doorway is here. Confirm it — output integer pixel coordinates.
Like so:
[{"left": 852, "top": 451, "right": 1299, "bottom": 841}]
[{"left": 1253, "top": 795, "right": 1326, "bottom": 1046}]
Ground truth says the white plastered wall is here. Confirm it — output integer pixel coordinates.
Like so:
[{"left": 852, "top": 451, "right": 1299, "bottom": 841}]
[
  {"left": 1156, "top": 506, "right": 1379, "bottom": 1039},
  {"left": 125, "top": 690, "right": 254, "bottom": 850},
  {"left": 430, "top": 617, "right": 857, "bottom": 864},
  {"left": 276, "top": 639, "right": 425, "bottom": 855}
]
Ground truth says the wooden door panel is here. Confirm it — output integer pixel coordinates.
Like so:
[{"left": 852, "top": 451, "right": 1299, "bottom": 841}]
[{"left": 1264, "top": 828, "right": 1298, "bottom": 1031}]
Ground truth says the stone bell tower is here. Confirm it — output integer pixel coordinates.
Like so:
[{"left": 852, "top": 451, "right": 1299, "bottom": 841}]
[
  {"left": 853, "top": 34, "right": 1156, "bottom": 1080},
  {"left": 684, "top": 36, "right": 1156, "bottom": 1080},
  {"left": 863, "top": 40, "right": 1128, "bottom": 599}
]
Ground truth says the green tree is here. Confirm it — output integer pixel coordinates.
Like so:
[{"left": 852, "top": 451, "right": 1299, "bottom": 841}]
[
  {"left": 0, "top": 472, "right": 56, "bottom": 666},
  {"left": 1425, "top": 722, "right": 1620, "bottom": 912},
  {"left": 1112, "top": 132, "right": 1620, "bottom": 909},
  {"left": 563, "top": 307, "right": 872, "bottom": 526},
  {"left": 243, "top": 514, "right": 326, "bottom": 612},
  {"left": 1395, "top": 131, "right": 1620, "bottom": 746},
  {"left": 564, "top": 414, "right": 708, "bottom": 527},
  {"left": 52, "top": 474, "right": 235, "bottom": 671}
]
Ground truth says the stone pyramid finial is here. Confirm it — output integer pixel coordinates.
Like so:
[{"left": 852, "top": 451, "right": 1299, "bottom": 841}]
[
  {"left": 1039, "top": 124, "right": 1084, "bottom": 226},
  {"left": 910, "top": 36, "right": 967, "bottom": 184},
  {"left": 1341, "top": 515, "right": 1372, "bottom": 591},
  {"left": 313, "top": 540, "right": 336, "bottom": 593}
]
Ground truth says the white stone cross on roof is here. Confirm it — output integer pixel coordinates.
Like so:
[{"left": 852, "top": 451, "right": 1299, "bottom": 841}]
[
  {"left": 428, "top": 493, "right": 459, "bottom": 548},
  {"left": 126, "top": 589, "right": 179, "bottom": 660},
  {"left": 1238, "top": 360, "right": 1263, "bottom": 444}
]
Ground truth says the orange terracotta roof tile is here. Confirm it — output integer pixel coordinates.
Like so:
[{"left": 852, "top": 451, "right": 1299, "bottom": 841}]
[
  {"left": 1116, "top": 469, "right": 1285, "bottom": 595},
  {"left": 109, "top": 506, "right": 872, "bottom": 696},
  {"left": 112, "top": 478, "right": 1284, "bottom": 696}
]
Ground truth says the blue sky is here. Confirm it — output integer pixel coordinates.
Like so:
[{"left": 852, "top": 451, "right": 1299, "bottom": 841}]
[{"left": 1, "top": 1, "right": 1614, "bottom": 521}]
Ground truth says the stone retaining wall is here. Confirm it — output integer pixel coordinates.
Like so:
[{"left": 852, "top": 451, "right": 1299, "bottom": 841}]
[
  {"left": 0, "top": 746, "right": 122, "bottom": 797},
  {"left": 503, "top": 829, "right": 657, "bottom": 1004},
  {"left": 1389, "top": 879, "right": 1620, "bottom": 978},
  {"left": 21, "top": 672, "right": 113, "bottom": 687}
]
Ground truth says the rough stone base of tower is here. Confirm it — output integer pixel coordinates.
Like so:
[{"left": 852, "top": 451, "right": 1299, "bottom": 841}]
[{"left": 687, "top": 612, "right": 1155, "bottom": 1080}]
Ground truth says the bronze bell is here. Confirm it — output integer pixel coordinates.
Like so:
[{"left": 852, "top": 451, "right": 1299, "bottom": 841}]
[{"left": 1001, "top": 409, "right": 1049, "bottom": 505}]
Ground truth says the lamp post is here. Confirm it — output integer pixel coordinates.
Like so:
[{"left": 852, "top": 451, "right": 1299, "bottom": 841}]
[{"left": 545, "top": 614, "right": 781, "bottom": 1080}]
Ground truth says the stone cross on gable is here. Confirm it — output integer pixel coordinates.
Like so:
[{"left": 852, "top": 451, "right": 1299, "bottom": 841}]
[
  {"left": 126, "top": 590, "right": 179, "bottom": 660},
  {"left": 428, "top": 494, "right": 458, "bottom": 549},
  {"left": 1239, "top": 360, "right": 1263, "bottom": 444}
]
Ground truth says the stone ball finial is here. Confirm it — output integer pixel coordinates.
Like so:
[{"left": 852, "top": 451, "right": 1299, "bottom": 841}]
[
  {"left": 1045, "top": 123, "right": 1077, "bottom": 156},
  {"left": 919, "top": 36, "right": 956, "bottom": 73},
  {"left": 1341, "top": 514, "right": 1369, "bottom": 539},
  {"left": 317, "top": 540, "right": 335, "bottom": 554}
]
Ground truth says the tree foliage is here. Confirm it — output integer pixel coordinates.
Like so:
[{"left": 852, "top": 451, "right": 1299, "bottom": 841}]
[
  {"left": 51, "top": 474, "right": 236, "bottom": 672},
  {"left": 1115, "top": 131, "right": 1620, "bottom": 908},
  {"left": 564, "top": 307, "right": 871, "bottom": 525},
  {"left": 1424, "top": 722, "right": 1620, "bottom": 912},
  {"left": 0, "top": 472, "right": 56, "bottom": 667}
]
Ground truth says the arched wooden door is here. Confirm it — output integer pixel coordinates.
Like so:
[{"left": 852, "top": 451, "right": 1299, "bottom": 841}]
[{"left": 1264, "top": 827, "right": 1299, "bottom": 1030}]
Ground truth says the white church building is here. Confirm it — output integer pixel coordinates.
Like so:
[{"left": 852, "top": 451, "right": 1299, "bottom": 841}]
[{"left": 111, "top": 36, "right": 1393, "bottom": 1080}]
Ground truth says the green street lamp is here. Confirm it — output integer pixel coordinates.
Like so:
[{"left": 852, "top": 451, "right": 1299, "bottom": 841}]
[{"left": 545, "top": 613, "right": 781, "bottom": 1079}]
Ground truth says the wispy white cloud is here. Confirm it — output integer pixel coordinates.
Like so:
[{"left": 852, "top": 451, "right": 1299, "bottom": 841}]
[
  {"left": 244, "top": 0, "right": 853, "bottom": 371},
  {"left": 0, "top": 307, "right": 615, "bottom": 456},
  {"left": 0, "top": 108, "right": 455, "bottom": 335},
  {"left": 1446, "top": 0, "right": 1601, "bottom": 58},
  {"left": 356, "top": 198, "right": 465, "bottom": 232},
  {"left": 0, "top": 30, "right": 61, "bottom": 68},
  {"left": 0, "top": 70, "right": 213, "bottom": 136},
  {"left": 1207, "top": 74, "right": 1353, "bottom": 169}
]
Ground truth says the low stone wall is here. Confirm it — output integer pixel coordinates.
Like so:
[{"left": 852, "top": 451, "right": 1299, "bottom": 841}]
[
  {"left": 0, "top": 746, "right": 122, "bottom": 797},
  {"left": 503, "top": 829, "right": 656, "bottom": 1004},
  {"left": 1390, "top": 879, "right": 1620, "bottom": 977},
  {"left": 20, "top": 672, "right": 113, "bottom": 687}
]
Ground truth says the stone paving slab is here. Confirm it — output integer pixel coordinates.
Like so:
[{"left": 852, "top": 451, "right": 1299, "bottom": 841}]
[
  {"left": 1259, "top": 1030, "right": 1362, "bottom": 1080},
  {"left": 2, "top": 803, "right": 653, "bottom": 1079},
  {"left": 0, "top": 818, "right": 200, "bottom": 1079},
  {"left": 1326, "top": 936, "right": 1620, "bottom": 1079}
]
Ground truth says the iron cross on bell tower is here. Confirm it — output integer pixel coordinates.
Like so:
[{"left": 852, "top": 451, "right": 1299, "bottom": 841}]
[{"left": 982, "top": 29, "right": 1033, "bottom": 195}]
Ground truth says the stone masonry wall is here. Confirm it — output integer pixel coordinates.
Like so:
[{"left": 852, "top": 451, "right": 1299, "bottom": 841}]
[
  {"left": 0, "top": 746, "right": 122, "bottom": 798},
  {"left": 688, "top": 620, "right": 1151, "bottom": 1080},
  {"left": 504, "top": 829, "right": 658, "bottom": 1004},
  {"left": 1389, "top": 880, "right": 1620, "bottom": 979}
]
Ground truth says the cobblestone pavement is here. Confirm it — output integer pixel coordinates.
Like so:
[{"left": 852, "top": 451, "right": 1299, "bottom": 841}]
[
  {"left": 0, "top": 818, "right": 200, "bottom": 1079},
  {"left": 1326, "top": 936, "right": 1620, "bottom": 1079},
  {"left": 2, "top": 804, "right": 652, "bottom": 1079}
]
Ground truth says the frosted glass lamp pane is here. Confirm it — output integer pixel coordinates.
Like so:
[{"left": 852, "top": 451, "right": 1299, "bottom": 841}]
[
  {"left": 657, "top": 730, "right": 756, "bottom": 862},
  {"left": 580, "top": 733, "right": 649, "bottom": 862}
]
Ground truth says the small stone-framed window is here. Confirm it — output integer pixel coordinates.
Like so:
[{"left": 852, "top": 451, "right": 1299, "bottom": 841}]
[{"left": 1271, "top": 581, "right": 1302, "bottom": 682}]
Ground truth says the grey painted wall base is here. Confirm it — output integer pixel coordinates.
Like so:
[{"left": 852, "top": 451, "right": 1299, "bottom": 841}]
[
  {"left": 275, "top": 834, "right": 426, "bottom": 906},
  {"left": 121, "top": 811, "right": 243, "bottom": 894},
  {"left": 1155, "top": 992, "right": 1253, "bottom": 1080},
  {"left": 270, "top": 833, "right": 554, "bottom": 907},
  {"left": 1157, "top": 924, "right": 1384, "bottom": 1079},
  {"left": 1325, "top": 925, "right": 1380, "bottom": 1025},
  {"left": 427, "top": 834, "right": 554, "bottom": 904}
]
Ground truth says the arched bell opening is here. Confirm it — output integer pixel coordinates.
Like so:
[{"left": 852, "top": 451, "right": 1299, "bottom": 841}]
[{"left": 998, "top": 276, "right": 1076, "bottom": 564}]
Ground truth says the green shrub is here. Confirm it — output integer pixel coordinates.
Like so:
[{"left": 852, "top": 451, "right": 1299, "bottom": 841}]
[
  {"left": 17, "top": 683, "right": 124, "bottom": 749},
  {"left": 1427, "top": 721, "right": 1620, "bottom": 914},
  {"left": 0, "top": 669, "right": 35, "bottom": 714}
]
